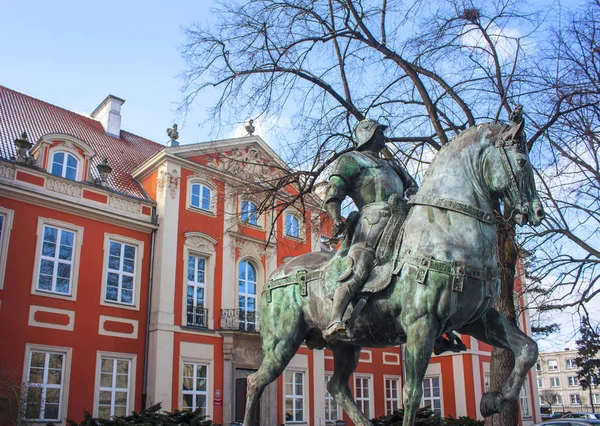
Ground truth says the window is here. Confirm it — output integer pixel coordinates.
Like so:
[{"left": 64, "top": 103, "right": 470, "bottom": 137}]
[
  {"left": 24, "top": 350, "right": 65, "bottom": 421},
  {"left": 285, "top": 371, "right": 305, "bottom": 422},
  {"left": 97, "top": 357, "right": 131, "bottom": 419},
  {"left": 568, "top": 376, "right": 579, "bottom": 387},
  {"left": 187, "top": 255, "right": 207, "bottom": 327},
  {"left": 51, "top": 151, "right": 79, "bottom": 180},
  {"left": 537, "top": 378, "right": 543, "bottom": 389},
  {"left": 520, "top": 385, "right": 530, "bottom": 417},
  {"left": 355, "top": 376, "right": 372, "bottom": 418},
  {"left": 421, "top": 377, "right": 442, "bottom": 415},
  {"left": 548, "top": 360, "right": 559, "bottom": 371},
  {"left": 238, "top": 260, "right": 257, "bottom": 331},
  {"left": 385, "top": 377, "right": 401, "bottom": 415},
  {"left": 285, "top": 214, "right": 300, "bottom": 238},
  {"left": 552, "top": 394, "right": 562, "bottom": 405},
  {"left": 570, "top": 394, "right": 581, "bottom": 404},
  {"left": 190, "top": 183, "right": 211, "bottom": 211},
  {"left": 536, "top": 362, "right": 541, "bottom": 372},
  {"left": 105, "top": 240, "right": 137, "bottom": 305},
  {"left": 550, "top": 377, "right": 560, "bottom": 388},
  {"left": 182, "top": 362, "right": 208, "bottom": 415},
  {"left": 324, "top": 375, "right": 339, "bottom": 422},
  {"left": 37, "top": 225, "right": 75, "bottom": 295},
  {"left": 593, "top": 394, "right": 600, "bottom": 404},
  {"left": 0, "top": 207, "right": 13, "bottom": 289},
  {"left": 484, "top": 373, "right": 491, "bottom": 392},
  {"left": 566, "top": 358, "right": 577, "bottom": 369},
  {"left": 241, "top": 200, "right": 258, "bottom": 225}
]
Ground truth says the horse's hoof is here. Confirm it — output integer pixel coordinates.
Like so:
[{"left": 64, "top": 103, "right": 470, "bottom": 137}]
[{"left": 480, "top": 391, "right": 505, "bottom": 417}]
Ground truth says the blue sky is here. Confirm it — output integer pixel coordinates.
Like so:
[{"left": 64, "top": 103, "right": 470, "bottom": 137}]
[
  {"left": 1, "top": 0, "right": 222, "bottom": 145},
  {"left": 1, "top": 0, "right": 592, "bottom": 352}
]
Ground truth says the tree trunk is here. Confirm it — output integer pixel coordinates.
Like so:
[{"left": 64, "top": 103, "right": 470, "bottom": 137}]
[{"left": 488, "top": 220, "right": 519, "bottom": 426}]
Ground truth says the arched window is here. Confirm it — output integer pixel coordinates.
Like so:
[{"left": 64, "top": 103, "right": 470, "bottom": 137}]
[
  {"left": 190, "top": 183, "right": 212, "bottom": 211},
  {"left": 238, "top": 260, "right": 257, "bottom": 331},
  {"left": 51, "top": 151, "right": 79, "bottom": 180},
  {"left": 285, "top": 214, "right": 300, "bottom": 238},
  {"left": 241, "top": 200, "right": 258, "bottom": 225}
]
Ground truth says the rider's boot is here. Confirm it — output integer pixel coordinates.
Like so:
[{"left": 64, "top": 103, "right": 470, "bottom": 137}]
[{"left": 323, "top": 284, "right": 353, "bottom": 342}]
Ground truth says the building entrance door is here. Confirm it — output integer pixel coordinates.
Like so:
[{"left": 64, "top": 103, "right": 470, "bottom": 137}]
[{"left": 234, "top": 369, "right": 259, "bottom": 424}]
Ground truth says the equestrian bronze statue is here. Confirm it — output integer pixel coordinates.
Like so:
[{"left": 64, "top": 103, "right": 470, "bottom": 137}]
[{"left": 244, "top": 112, "right": 545, "bottom": 426}]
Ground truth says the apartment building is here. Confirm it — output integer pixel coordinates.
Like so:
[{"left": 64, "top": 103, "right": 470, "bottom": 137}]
[{"left": 536, "top": 349, "right": 599, "bottom": 413}]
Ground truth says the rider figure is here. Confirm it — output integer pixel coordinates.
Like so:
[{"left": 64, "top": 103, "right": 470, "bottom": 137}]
[{"left": 322, "top": 119, "right": 417, "bottom": 342}]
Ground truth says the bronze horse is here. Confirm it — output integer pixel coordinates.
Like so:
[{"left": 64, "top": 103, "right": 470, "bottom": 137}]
[{"left": 244, "top": 120, "right": 544, "bottom": 426}]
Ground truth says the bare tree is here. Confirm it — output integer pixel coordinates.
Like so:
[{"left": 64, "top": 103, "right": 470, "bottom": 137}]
[
  {"left": 520, "top": 0, "right": 600, "bottom": 322},
  {"left": 180, "top": 1, "right": 593, "bottom": 424}
]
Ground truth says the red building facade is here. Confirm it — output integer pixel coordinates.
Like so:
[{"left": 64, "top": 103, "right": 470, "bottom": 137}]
[{"left": 0, "top": 85, "right": 540, "bottom": 425}]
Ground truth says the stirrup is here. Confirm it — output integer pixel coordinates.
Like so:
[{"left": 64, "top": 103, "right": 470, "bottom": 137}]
[{"left": 323, "top": 321, "right": 348, "bottom": 341}]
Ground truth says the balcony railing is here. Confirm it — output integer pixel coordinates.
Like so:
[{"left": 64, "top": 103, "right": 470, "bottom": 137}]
[
  {"left": 220, "top": 309, "right": 260, "bottom": 332},
  {"left": 186, "top": 306, "right": 209, "bottom": 328}
]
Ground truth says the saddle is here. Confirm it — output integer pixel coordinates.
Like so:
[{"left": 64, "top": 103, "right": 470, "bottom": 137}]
[{"left": 323, "top": 198, "right": 410, "bottom": 298}]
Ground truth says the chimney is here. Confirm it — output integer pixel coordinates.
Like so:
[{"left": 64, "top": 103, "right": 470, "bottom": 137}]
[{"left": 91, "top": 95, "right": 125, "bottom": 138}]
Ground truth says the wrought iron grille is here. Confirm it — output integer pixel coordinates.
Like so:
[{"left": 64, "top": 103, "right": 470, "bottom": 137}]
[
  {"left": 186, "top": 306, "right": 209, "bottom": 328},
  {"left": 220, "top": 309, "right": 260, "bottom": 332}
]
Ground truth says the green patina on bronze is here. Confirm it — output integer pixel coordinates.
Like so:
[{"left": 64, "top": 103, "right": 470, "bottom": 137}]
[{"left": 244, "top": 113, "right": 545, "bottom": 426}]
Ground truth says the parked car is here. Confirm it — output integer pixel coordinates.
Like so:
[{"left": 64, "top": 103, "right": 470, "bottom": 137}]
[
  {"left": 562, "top": 413, "right": 600, "bottom": 420},
  {"left": 533, "top": 420, "right": 600, "bottom": 425}
]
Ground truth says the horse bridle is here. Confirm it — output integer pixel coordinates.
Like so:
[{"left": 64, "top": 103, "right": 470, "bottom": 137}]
[
  {"left": 495, "top": 127, "right": 529, "bottom": 217},
  {"left": 409, "top": 124, "right": 529, "bottom": 225}
]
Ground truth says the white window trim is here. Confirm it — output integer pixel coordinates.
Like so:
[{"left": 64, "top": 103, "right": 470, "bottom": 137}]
[
  {"left": 22, "top": 343, "right": 72, "bottom": 425},
  {"left": 353, "top": 373, "right": 374, "bottom": 419},
  {"left": 384, "top": 375, "right": 402, "bottom": 415},
  {"left": 284, "top": 369, "right": 308, "bottom": 424},
  {"left": 92, "top": 351, "right": 137, "bottom": 419},
  {"left": 547, "top": 359, "right": 559, "bottom": 371},
  {"left": 325, "top": 373, "right": 343, "bottom": 422},
  {"left": 570, "top": 393, "right": 582, "bottom": 405},
  {"left": 568, "top": 376, "right": 579, "bottom": 387},
  {"left": 31, "top": 217, "right": 84, "bottom": 301},
  {"left": 566, "top": 358, "right": 577, "bottom": 369},
  {"left": 550, "top": 377, "right": 560, "bottom": 388},
  {"left": 421, "top": 376, "right": 443, "bottom": 416},
  {"left": 179, "top": 356, "right": 214, "bottom": 420},
  {"left": 186, "top": 178, "right": 217, "bottom": 216},
  {"left": 182, "top": 232, "right": 217, "bottom": 329},
  {"left": 0, "top": 206, "right": 14, "bottom": 290},
  {"left": 239, "top": 198, "right": 264, "bottom": 229},
  {"left": 47, "top": 146, "right": 84, "bottom": 181},
  {"left": 100, "top": 233, "right": 144, "bottom": 311},
  {"left": 284, "top": 212, "right": 305, "bottom": 241},
  {"left": 537, "top": 377, "right": 543, "bottom": 389}
]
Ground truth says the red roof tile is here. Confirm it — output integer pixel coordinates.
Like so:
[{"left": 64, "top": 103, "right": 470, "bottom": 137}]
[{"left": 0, "top": 85, "right": 164, "bottom": 199}]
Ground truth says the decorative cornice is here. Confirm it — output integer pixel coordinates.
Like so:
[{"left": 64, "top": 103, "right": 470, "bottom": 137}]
[{"left": 184, "top": 231, "right": 218, "bottom": 252}]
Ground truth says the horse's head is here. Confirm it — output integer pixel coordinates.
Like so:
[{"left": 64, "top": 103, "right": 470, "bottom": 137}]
[{"left": 484, "top": 120, "right": 545, "bottom": 227}]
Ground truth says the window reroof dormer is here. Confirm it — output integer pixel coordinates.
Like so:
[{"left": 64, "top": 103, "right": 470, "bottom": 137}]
[{"left": 31, "top": 133, "right": 96, "bottom": 182}]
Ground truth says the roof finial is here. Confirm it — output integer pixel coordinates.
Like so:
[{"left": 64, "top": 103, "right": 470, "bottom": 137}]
[
  {"left": 166, "top": 124, "right": 180, "bottom": 147},
  {"left": 244, "top": 119, "right": 255, "bottom": 136}
]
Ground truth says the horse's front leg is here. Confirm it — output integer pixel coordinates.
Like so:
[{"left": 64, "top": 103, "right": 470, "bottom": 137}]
[
  {"left": 402, "top": 314, "right": 439, "bottom": 426},
  {"left": 458, "top": 307, "right": 538, "bottom": 417},
  {"left": 329, "top": 343, "right": 372, "bottom": 426}
]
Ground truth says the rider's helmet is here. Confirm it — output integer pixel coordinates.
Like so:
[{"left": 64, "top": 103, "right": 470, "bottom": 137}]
[{"left": 354, "top": 119, "right": 388, "bottom": 150}]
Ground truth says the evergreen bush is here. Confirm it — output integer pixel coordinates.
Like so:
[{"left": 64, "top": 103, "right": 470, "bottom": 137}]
[
  {"left": 62, "top": 403, "right": 214, "bottom": 426},
  {"left": 372, "top": 407, "right": 484, "bottom": 426}
]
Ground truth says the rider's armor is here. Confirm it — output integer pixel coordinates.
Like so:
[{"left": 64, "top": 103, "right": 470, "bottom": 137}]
[{"left": 323, "top": 149, "right": 413, "bottom": 340}]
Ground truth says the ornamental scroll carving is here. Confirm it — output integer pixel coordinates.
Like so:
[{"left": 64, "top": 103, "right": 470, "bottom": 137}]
[
  {"left": 109, "top": 196, "right": 141, "bottom": 214},
  {"left": 184, "top": 232, "right": 217, "bottom": 253},
  {"left": 206, "top": 148, "right": 279, "bottom": 183},
  {"left": 46, "top": 178, "right": 82, "bottom": 198},
  {"left": 0, "top": 165, "right": 15, "bottom": 180},
  {"left": 229, "top": 236, "right": 274, "bottom": 261},
  {"left": 157, "top": 169, "right": 180, "bottom": 199}
]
